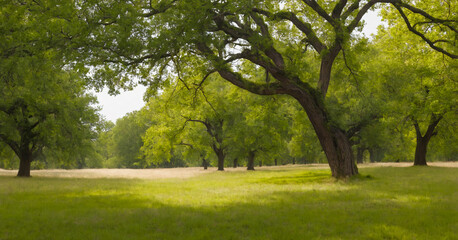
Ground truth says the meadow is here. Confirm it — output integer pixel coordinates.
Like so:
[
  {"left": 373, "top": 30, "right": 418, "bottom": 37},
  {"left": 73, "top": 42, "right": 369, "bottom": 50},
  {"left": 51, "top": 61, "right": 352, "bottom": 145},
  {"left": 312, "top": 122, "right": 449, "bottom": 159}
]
[{"left": 0, "top": 164, "right": 457, "bottom": 240}]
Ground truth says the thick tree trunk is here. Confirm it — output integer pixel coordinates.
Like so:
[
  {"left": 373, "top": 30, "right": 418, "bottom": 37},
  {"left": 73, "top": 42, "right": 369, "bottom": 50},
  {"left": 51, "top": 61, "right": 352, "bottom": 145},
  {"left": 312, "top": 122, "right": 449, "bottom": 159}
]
[
  {"left": 292, "top": 91, "right": 358, "bottom": 178},
  {"left": 247, "top": 151, "right": 255, "bottom": 171},
  {"left": 292, "top": 158, "right": 296, "bottom": 165},
  {"left": 413, "top": 115, "right": 442, "bottom": 166},
  {"left": 414, "top": 138, "right": 428, "bottom": 166},
  {"left": 17, "top": 154, "right": 32, "bottom": 177},
  {"left": 216, "top": 151, "right": 225, "bottom": 171}
]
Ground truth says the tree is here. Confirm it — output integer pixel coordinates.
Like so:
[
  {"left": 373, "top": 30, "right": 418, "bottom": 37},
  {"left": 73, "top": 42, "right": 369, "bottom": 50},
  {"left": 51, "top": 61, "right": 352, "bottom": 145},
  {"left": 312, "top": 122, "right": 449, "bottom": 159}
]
[
  {"left": 140, "top": 73, "right": 293, "bottom": 170},
  {"left": 93, "top": 120, "right": 116, "bottom": 167},
  {"left": 67, "top": 0, "right": 456, "bottom": 178},
  {"left": 0, "top": 55, "right": 99, "bottom": 176},
  {"left": 228, "top": 92, "right": 290, "bottom": 170},
  {"left": 367, "top": 22, "right": 457, "bottom": 165},
  {"left": 0, "top": 0, "right": 101, "bottom": 176},
  {"left": 109, "top": 111, "right": 151, "bottom": 168}
]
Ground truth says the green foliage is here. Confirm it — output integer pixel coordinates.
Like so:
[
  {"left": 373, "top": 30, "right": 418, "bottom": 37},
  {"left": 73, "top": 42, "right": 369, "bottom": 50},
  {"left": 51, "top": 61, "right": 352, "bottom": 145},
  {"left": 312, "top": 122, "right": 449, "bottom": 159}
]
[
  {"left": 364, "top": 10, "right": 458, "bottom": 162},
  {"left": 141, "top": 76, "right": 295, "bottom": 168},
  {"left": 110, "top": 111, "right": 150, "bottom": 168},
  {"left": 0, "top": 54, "right": 100, "bottom": 168}
]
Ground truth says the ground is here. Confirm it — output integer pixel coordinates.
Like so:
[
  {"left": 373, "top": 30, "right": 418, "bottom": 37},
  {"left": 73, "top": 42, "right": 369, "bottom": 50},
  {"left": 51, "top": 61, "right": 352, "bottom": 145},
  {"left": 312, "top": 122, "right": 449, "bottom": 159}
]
[{"left": 1, "top": 162, "right": 457, "bottom": 179}]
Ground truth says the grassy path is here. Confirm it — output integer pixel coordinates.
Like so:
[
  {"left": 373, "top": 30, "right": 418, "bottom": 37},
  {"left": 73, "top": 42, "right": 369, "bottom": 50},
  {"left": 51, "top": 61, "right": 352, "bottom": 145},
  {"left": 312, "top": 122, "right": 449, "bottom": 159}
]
[{"left": 1, "top": 165, "right": 457, "bottom": 239}]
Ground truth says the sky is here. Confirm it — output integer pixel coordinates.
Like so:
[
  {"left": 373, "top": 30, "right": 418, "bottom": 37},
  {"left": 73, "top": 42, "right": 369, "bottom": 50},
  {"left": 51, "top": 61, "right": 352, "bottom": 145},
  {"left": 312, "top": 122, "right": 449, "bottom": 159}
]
[{"left": 95, "top": 9, "right": 384, "bottom": 123}]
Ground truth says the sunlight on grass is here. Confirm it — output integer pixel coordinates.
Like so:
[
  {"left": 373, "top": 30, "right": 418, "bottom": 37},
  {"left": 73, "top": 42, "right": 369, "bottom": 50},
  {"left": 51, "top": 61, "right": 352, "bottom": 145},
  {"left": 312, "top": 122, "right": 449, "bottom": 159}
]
[{"left": 1, "top": 166, "right": 457, "bottom": 239}]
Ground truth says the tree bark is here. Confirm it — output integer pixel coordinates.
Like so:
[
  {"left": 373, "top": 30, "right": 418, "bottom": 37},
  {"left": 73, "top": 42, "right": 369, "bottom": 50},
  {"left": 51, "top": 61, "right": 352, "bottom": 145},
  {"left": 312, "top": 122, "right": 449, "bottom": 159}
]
[
  {"left": 247, "top": 151, "right": 255, "bottom": 171},
  {"left": 233, "top": 158, "right": 238, "bottom": 168},
  {"left": 292, "top": 91, "right": 358, "bottom": 178},
  {"left": 414, "top": 137, "right": 428, "bottom": 166},
  {"left": 356, "top": 146, "right": 364, "bottom": 164},
  {"left": 413, "top": 115, "right": 442, "bottom": 166},
  {"left": 274, "top": 158, "right": 277, "bottom": 166},
  {"left": 368, "top": 147, "right": 384, "bottom": 163},
  {"left": 202, "top": 158, "right": 208, "bottom": 170},
  {"left": 17, "top": 152, "right": 32, "bottom": 177},
  {"left": 216, "top": 149, "right": 225, "bottom": 171}
]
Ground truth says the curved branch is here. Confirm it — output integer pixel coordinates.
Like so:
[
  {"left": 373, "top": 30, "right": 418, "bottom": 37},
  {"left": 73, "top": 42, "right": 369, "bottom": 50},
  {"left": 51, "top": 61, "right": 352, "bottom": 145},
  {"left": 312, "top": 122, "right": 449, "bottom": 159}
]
[
  {"left": 342, "top": 0, "right": 361, "bottom": 20},
  {"left": 252, "top": 9, "right": 326, "bottom": 53},
  {"left": 347, "top": 0, "right": 379, "bottom": 33},
  {"left": 332, "top": 0, "right": 348, "bottom": 19},
  {"left": 302, "top": 0, "right": 336, "bottom": 26},
  {"left": 195, "top": 42, "right": 288, "bottom": 96},
  {"left": 394, "top": 4, "right": 457, "bottom": 59}
]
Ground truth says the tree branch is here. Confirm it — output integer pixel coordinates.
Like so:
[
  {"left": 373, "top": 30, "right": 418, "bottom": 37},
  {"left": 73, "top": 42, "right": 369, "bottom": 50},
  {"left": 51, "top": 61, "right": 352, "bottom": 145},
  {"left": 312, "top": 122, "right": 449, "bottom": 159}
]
[
  {"left": 253, "top": 9, "right": 326, "bottom": 53},
  {"left": 332, "top": 0, "right": 347, "bottom": 19},
  {"left": 302, "top": 0, "right": 336, "bottom": 26},
  {"left": 347, "top": 0, "right": 379, "bottom": 33},
  {"left": 195, "top": 42, "right": 289, "bottom": 96},
  {"left": 393, "top": 4, "right": 457, "bottom": 59}
]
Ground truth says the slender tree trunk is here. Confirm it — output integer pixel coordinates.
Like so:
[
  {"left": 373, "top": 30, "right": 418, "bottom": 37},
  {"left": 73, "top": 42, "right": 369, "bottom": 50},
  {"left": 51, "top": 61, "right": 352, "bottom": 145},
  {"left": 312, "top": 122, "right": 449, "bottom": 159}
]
[
  {"left": 202, "top": 159, "right": 208, "bottom": 170},
  {"left": 233, "top": 158, "right": 238, "bottom": 168},
  {"left": 211, "top": 143, "right": 225, "bottom": 171},
  {"left": 274, "top": 159, "right": 277, "bottom": 166},
  {"left": 413, "top": 115, "right": 442, "bottom": 166},
  {"left": 247, "top": 151, "right": 255, "bottom": 171},
  {"left": 17, "top": 152, "right": 32, "bottom": 177},
  {"left": 356, "top": 146, "right": 364, "bottom": 164},
  {"left": 368, "top": 147, "right": 384, "bottom": 163},
  {"left": 259, "top": 159, "right": 262, "bottom": 167},
  {"left": 292, "top": 158, "right": 296, "bottom": 165}
]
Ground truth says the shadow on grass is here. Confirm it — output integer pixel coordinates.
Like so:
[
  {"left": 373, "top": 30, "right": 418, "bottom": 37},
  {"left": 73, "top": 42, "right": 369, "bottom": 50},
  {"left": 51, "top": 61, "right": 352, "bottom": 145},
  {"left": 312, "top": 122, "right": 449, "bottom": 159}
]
[{"left": 255, "top": 170, "right": 332, "bottom": 184}]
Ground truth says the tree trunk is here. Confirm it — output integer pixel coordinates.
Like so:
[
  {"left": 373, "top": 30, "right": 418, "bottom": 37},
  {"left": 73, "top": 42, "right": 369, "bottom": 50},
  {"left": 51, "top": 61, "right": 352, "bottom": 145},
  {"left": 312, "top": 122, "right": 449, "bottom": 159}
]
[
  {"left": 202, "top": 159, "right": 208, "bottom": 170},
  {"left": 17, "top": 153, "right": 32, "bottom": 177},
  {"left": 292, "top": 91, "right": 358, "bottom": 178},
  {"left": 259, "top": 159, "right": 262, "bottom": 167},
  {"left": 216, "top": 151, "right": 225, "bottom": 171},
  {"left": 414, "top": 138, "right": 428, "bottom": 166},
  {"left": 247, "top": 151, "right": 255, "bottom": 171},
  {"left": 368, "top": 147, "right": 384, "bottom": 163},
  {"left": 233, "top": 158, "right": 238, "bottom": 168},
  {"left": 274, "top": 159, "right": 277, "bottom": 166},
  {"left": 211, "top": 143, "right": 225, "bottom": 171},
  {"left": 356, "top": 146, "right": 364, "bottom": 164},
  {"left": 413, "top": 115, "right": 442, "bottom": 166},
  {"left": 292, "top": 158, "right": 296, "bottom": 165}
]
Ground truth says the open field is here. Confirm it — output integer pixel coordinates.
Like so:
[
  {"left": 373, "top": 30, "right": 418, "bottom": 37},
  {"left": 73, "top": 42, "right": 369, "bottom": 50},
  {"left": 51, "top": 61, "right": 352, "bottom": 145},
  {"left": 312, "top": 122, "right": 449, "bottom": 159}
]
[
  {"left": 1, "top": 164, "right": 457, "bottom": 239},
  {"left": 1, "top": 162, "right": 457, "bottom": 179}
]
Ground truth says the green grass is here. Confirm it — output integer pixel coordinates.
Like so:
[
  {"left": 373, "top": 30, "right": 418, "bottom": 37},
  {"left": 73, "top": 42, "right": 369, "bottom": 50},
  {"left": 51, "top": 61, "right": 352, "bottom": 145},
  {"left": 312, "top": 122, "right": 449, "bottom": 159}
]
[{"left": 1, "top": 166, "right": 457, "bottom": 240}]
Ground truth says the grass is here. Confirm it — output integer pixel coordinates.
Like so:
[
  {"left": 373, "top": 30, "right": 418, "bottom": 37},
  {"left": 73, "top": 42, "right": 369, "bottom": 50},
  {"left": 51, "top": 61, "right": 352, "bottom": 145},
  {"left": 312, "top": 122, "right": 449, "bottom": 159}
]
[{"left": 0, "top": 166, "right": 457, "bottom": 239}]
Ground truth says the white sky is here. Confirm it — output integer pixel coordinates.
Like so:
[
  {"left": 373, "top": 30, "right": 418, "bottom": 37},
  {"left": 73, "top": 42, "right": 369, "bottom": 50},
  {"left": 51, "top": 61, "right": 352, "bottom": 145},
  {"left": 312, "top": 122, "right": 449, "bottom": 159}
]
[{"left": 94, "top": 9, "right": 383, "bottom": 123}]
